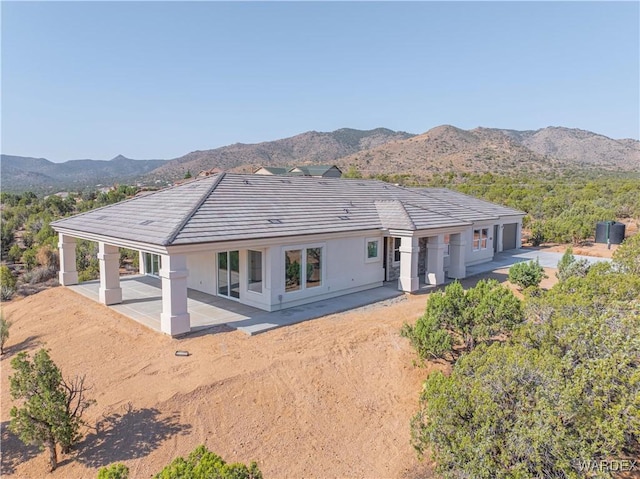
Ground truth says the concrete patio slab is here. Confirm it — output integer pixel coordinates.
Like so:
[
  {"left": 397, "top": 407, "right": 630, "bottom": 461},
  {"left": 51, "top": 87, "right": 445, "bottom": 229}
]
[{"left": 69, "top": 276, "right": 403, "bottom": 336}]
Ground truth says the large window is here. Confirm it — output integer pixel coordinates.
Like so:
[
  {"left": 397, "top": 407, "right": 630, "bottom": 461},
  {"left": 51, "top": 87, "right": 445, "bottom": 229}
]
[
  {"left": 248, "top": 250, "right": 263, "bottom": 293},
  {"left": 285, "top": 246, "right": 323, "bottom": 293},
  {"left": 473, "top": 228, "right": 489, "bottom": 251}
]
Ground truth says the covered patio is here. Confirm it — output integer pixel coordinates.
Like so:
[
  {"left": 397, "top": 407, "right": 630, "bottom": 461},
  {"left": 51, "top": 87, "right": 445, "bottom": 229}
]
[{"left": 68, "top": 274, "right": 403, "bottom": 336}]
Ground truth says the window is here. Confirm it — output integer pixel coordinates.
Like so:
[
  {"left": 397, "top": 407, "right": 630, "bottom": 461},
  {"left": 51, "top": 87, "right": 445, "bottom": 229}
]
[
  {"left": 473, "top": 228, "right": 489, "bottom": 251},
  {"left": 285, "top": 246, "right": 323, "bottom": 293},
  {"left": 393, "top": 237, "right": 402, "bottom": 263},
  {"left": 248, "top": 250, "right": 263, "bottom": 293},
  {"left": 144, "top": 253, "right": 161, "bottom": 276},
  {"left": 285, "top": 249, "right": 302, "bottom": 292},
  {"left": 306, "top": 248, "right": 322, "bottom": 288},
  {"left": 444, "top": 234, "right": 450, "bottom": 256},
  {"left": 366, "top": 238, "right": 380, "bottom": 262}
]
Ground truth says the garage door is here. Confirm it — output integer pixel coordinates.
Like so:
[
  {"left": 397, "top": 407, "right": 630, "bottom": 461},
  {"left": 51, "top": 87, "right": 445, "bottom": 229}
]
[{"left": 503, "top": 223, "right": 517, "bottom": 250}]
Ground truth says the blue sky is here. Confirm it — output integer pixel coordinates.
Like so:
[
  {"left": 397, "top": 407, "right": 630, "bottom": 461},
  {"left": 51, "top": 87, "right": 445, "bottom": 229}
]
[{"left": 2, "top": 1, "right": 638, "bottom": 162}]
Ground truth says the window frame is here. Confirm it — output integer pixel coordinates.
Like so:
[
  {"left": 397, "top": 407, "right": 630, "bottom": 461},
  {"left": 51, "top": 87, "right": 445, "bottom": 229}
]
[
  {"left": 472, "top": 228, "right": 489, "bottom": 251},
  {"left": 365, "top": 237, "right": 381, "bottom": 263},
  {"left": 283, "top": 244, "right": 325, "bottom": 294},
  {"left": 247, "top": 249, "right": 264, "bottom": 294},
  {"left": 393, "top": 237, "right": 402, "bottom": 264}
]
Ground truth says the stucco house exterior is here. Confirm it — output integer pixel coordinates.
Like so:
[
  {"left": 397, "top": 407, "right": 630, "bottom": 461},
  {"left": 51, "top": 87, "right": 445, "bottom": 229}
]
[{"left": 52, "top": 173, "right": 524, "bottom": 336}]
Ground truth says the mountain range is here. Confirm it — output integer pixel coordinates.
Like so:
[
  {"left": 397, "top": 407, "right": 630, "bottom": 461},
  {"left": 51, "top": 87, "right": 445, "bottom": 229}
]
[{"left": 2, "top": 126, "right": 638, "bottom": 193}]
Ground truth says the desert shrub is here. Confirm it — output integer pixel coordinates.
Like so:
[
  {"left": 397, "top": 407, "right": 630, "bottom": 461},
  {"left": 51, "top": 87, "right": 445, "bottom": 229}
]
[
  {"left": 613, "top": 234, "right": 640, "bottom": 275},
  {"left": 0, "top": 286, "right": 15, "bottom": 301},
  {"left": 402, "top": 279, "right": 523, "bottom": 361},
  {"left": 97, "top": 463, "right": 129, "bottom": 479},
  {"left": 7, "top": 244, "right": 23, "bottom": 263},
  {"left": 1, "top": 314, "right": 11, "bottom": 354},
  {"left": 21, "top": 248, "right": 37, "bottom": 271},
  {"left": 154, "top": 445, "right": 262, "bottom": 479},
  {"left": 556, "top": 247, "right": 590, "bottom": 282},
  {"left": 36, "top": 245, "right": 58, "bottom": 269},
  {"left": 0, "top": 265, "right": 17, "bottom": 289},
  {"left": 508, "top": 258, "right": 546, "bottom": 290},
  {"left": 28, "top": 266, "right": 58, "bottom": 284}
]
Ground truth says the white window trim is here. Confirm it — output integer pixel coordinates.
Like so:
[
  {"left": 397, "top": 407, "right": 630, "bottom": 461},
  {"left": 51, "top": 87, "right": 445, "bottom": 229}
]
[
  {"left": 365, "top": 237, "right": 381, "bottom": 263},
  {"left": 247, "top": 249, "right": 265, "bottom": 296},
  {"left": 472, "top": 228, "right": 489, "bottom": 251},
  {"left": 283, "top": 243, "right": 326, "bottom": 294},
  {"left": 392, "top": 237, "right": 401, "bottom": 266}
]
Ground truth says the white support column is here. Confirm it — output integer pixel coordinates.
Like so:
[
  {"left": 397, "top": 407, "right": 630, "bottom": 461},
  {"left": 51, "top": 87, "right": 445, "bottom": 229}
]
[
  {"left": 160, "top": 254, "right": 191, "bottom": 336},
  {"left": 516, "top": 222, "right": 523, "bottom": 249},
  {"left": 58, "top": 234, "right": 78, "bottom": 286},
  {"left": 448, "top": 233, "right": 466, "bottom": 279},
  {"left": 98, "top": 243, "right": 122, "bottom": 305},
  {"left": 138, "top": 251, "right": 145, "bottom": 274},
  {"left": 426, "top": 235, "right": 446, "bottom": 285},
  {"left": 496, "top": 224, "right": 504, "bottom": 253},
  {"left": 398, "top": 236, "right": 419, "bottom": 292}
]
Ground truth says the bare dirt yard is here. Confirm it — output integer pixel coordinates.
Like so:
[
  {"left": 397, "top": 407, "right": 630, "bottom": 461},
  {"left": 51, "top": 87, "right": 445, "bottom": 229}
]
[{"left": 1, "top": 269, "right": 559, "bottom": 479}]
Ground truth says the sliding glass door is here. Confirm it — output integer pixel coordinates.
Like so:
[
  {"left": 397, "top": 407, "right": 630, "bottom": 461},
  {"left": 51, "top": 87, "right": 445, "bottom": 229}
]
[{"left": 217, "top": 250, "right": 240, "bottom": 299}]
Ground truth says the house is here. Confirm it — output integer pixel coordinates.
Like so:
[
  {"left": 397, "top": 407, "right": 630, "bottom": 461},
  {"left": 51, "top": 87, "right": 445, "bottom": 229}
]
[
  {"left": 51, "top": 173, "right": 524, "bottom": 337},
  {"left": 287, "top": 165, "right": 342, "bottom": 178},
  {"left": 254, "top": 165, "right": 343, "bottom": 178},
  {"left": 253, "top": 166, "right": 290, "bottom": 176}
]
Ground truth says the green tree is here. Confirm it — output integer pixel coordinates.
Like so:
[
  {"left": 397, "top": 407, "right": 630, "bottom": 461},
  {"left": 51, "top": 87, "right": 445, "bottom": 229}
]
[
  {"left": 1, "top": 313, "right": 11, "bottom": 354},
  {"left": 154, "top": 445, "right": 262, "bottom": 479},
  {"left": 411, "top": 260, "right": 640, "bottom": 478},
  {"left": 508, "top": 258, "right": 546, "bottom": 290},
  {"left": 9, "top": 349, "right": 94, "bottom": 472},
  {"left": 556, "top": 246, "right": 590, "bottom": 282},
  {"left": 342, "top": 165, "right": 362, "bottom": 179},
  {"left": 402, "top": 280, "right": 523, "bottom": 361},
  {"left": 97, "top": 463, "right": 130, "bottom": 479},
  {"left": 613, "top": 233, "right": 640, "bottom": 275},
  {"left": 0, "top": 265, "right": 17, "bottom": 289},
  {"left": 184, "top": 170, "right": 193, "bottom": 179}
]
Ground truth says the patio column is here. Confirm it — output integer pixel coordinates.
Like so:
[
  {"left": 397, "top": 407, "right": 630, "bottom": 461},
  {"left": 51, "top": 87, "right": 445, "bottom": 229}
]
[
  {"left": 138, "top": 251, "right": 145, "bottom": 274},
  {"left": 516, "top": 222, "right": 523, "bottom": 249},
  {"left": 448, "top": 233, "right": 466, "bottom": 279},
  {"left": 160, "top": 254, "right": 190, "bottom": 336},
  {"left": 58, "top": 234, "right": 78, "bottom": 286},
  {"left": 426, "top": 235, "right": 446, "bottom": 285},
  {"left": 98, "top": 242, "right": 122, "bottom": 305},
  {"left": 398, "top": 236, "right": 419, "bottom": 292},
  {"left": 496, "top": 224, "right": 504, "bottom": 253}
]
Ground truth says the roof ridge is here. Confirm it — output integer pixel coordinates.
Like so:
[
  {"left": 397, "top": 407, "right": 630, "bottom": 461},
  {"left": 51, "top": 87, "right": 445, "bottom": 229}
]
[{"left": 163, "top": 173, "right": 226, "bottom": 245}]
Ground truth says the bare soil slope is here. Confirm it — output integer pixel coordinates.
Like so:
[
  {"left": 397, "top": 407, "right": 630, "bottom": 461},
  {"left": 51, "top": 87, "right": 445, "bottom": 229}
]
[{"left": 1, "top": 288, "right": 438, "bottom": 479}]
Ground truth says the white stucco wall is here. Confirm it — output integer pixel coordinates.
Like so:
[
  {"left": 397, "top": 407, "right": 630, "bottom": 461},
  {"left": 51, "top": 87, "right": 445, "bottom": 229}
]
[{"left": 186, "top": 252, "right": 216, "bottom": 295}]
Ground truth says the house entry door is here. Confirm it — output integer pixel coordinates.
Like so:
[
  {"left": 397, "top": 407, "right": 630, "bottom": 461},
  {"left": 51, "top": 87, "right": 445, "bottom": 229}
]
[{"left": 218, "top": 251, "right": 240, "bottom": 299}]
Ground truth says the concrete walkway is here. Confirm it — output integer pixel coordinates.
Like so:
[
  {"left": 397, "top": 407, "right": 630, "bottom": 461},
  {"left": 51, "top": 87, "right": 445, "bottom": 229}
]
[{"left": 68, "top": 248, "right": 610, "bottom": 337}]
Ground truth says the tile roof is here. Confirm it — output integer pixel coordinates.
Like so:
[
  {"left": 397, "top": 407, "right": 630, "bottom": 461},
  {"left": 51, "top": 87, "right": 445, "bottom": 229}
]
[{"left": 52, "top": 173, "right": 524, "bottom": 246}]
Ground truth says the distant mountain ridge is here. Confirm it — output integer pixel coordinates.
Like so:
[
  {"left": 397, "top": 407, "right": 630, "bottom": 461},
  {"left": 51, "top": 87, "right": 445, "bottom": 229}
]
[
  {"left": 144, "top": 127, "right": 414, "bottom": 180},
  {"left": 0, "top": 155, "right": 168, "bottom": 193},
  {"left": 2, "top": 125, "right": 638, "bottom": 193}
]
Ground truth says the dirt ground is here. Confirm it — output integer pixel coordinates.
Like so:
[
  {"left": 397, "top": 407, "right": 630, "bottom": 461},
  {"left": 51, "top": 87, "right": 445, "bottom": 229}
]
[{"left": 1, "top": 265, "right": 561, "bottom": 479}]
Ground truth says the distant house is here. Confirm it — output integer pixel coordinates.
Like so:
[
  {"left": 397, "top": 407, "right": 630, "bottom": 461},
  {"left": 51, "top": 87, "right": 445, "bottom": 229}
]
[
  {"left": 254, "top": 165, "right": 342, "bottom": 178},
  {"left": 254, "top": 166, "right": 290, "bottom": 176},
  {"left": 288, "top": 165, "right": 343, "bottom": 178},
  {"left": 52, "top": 174, "right": 523, "bottom": 337}
]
